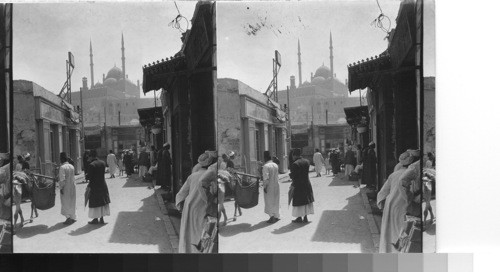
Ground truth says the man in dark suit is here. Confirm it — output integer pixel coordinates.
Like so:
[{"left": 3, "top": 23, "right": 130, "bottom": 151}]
[
  {"left": 289, "top": 148, "right": 315, "bottom": 223},
  {"left": 87, "top": 149, "right": 111, "bottom": 224}
]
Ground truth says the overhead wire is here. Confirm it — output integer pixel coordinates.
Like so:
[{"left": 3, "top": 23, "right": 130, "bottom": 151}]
[
  {"left": 370, "top": 0, "right": 392, "bottom": 34},
  {"left": 168, "top": 1, "right": 189, "bottom": 33}
]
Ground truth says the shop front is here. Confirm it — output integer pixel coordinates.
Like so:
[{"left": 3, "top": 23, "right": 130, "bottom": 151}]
[{"left": 14, "top": 80, "right": 81, "bottom": 176}]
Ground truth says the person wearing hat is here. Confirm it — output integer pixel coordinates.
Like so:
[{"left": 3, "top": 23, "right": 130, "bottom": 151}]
[
  {"left": 138, "top": 147, "right": 150, "bottom": 180},
  {"left": 313, "top": 149, "right": 325, "bottom": 177},
  {"left": 22, "top": 153, "right": 31, "bottom": 171},
  {"left": 59, "top": 152, "right": 77, "bottom": 225},
  {"left": 289, "top": 148, "right": 315, "bottom": 223},
  {"left": 176, "top": 150, "right": 217, "bottom": 253},
  {"left": 361, "top": 142, "right": 377, "bottom": 189},
  {"left": 377, "top": 149, "right": 418, "bottom": 253},
  {"left": 156, "top": 143, "right": 172, "bottom": 190},
  {"left": 344, "top": 145, "right": 356, "bottom": 180},
  {"left": 226, "top": 151, "right": 235, "bottom": 169}
]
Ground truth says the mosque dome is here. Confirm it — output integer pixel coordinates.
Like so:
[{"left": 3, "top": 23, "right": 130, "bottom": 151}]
[
  {"left": 94, "top": 82, "right": 103, "bottom": 88},
  {"left": 103, "top": 77, "right": 117, "bottom": 86},
  {"left": 311, "top": 76, "right": 326, "bottom": 85},
  {"left": 118, "top": 78, "right": 135, "bottom": 86},
  {"left": 314, "top": 65, "right": 331, "bottom": 79},
  {"left": 106, "top": 66, "right": 123, "bottom": 80},
  {"left": 302, "top": 80, "right": 311, "bottom": 86}
]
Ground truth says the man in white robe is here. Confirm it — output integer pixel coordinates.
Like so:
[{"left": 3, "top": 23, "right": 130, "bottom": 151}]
[
  {"left": 312, "top": 149, "right": 325, "bottom": 177},
  {"left": 106, "top": 150, "right": 118, "bottom": 179},
  {"left": 262, "top": 151, "right": 280, "bottom": 223},
  {"left": 176, "top": 150, "right": 217, "bottom": 253},
  {"left": 59, "top": 152, "right": 77, "bottom": 224}
]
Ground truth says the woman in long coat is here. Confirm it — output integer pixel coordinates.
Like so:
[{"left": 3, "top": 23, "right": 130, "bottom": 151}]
[
  {"left": 156, "top": 144, "right": 172, "bottom": 190},
  {"left": 87, "top": 150, "right": 111, "bottom": 224},
  {"left": 290, "top": 149, "right": 315, "bottom": 223},
  {"left": 175, "top": 151, "right": 217, "bottom": 253}
]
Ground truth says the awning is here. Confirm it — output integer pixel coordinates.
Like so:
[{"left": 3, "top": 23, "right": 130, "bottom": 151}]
[
  {"left": 347, "top": 51, "right": 391, "bottom": 92},
  {"left": 343, "top": 106, "right": 369, "bottom": 126},
  {"left": 137, "top": 107, "right": 163, "bottom": 127},
  {"left": 142, "top": 55, "right": 186, "bottom": 94}
]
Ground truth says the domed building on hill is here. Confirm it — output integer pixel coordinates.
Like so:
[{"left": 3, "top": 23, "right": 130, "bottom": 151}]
[
  {"left": 277, "top": 32, "right": 362, "bottom": 127},
  {"left": 71, "top": 34, "right": 154, "bottom": 154}
]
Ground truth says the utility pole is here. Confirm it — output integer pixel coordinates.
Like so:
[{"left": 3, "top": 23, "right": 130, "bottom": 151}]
[
  {"left": 80, "top": 84, "right": 85, "bottom": 169},
  {"left": 286, "top": 86, "right": 291, "bottom": 154},
  {"left": 326, "top": 109, "right": 328, "bottom": 125}
]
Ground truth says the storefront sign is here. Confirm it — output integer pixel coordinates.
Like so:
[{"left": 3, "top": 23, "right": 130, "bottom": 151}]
[
  {"left": 40, "top": 102, "right": 65, "bottom": 125},
  {"left": 244, "top": 100, "right": 273, "bottom": 124}
]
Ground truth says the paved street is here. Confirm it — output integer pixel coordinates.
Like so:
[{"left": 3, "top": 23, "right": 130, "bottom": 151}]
[
  {"left": 219, "top": 171, "right": 376, "bottom": 253},
  {"left": 14, "top": 174, "right": 173, "bottom": 253}
]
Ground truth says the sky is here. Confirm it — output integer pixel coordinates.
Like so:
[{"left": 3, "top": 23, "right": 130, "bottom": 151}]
[
  {"left": 217, "top": 0, "right": 436, "bottom": 94},
  {"left": 13, "top": 2, "right": 196, "bottom": 98}
]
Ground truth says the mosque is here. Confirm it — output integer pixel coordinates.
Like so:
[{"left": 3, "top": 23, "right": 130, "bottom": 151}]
[
  {"left": 72, "top": 34, "right": 154, "bottom": 127},
  {"left": 277, "top": 32, "right": 361, "bottom": 126},
  {"left": 71, "top": 34, "right": 154, "bottom": 152}
]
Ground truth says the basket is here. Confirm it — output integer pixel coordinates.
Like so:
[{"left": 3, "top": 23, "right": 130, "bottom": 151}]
[
  {"left": 32, "top": 177, "right": 56, "bottom": 210},
  {"left": 234, "top": 175, "right": 259, "bottom": 209}
]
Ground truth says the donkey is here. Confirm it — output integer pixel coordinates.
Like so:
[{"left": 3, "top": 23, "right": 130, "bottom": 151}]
[{"left": 12, "top": 171, "right": 38, "bottom": 229}]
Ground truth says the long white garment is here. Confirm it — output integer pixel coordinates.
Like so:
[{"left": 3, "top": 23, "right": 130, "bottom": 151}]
[
  {"left": 59, "top": 162, "right": 77, "bottom": 220},
  {"left": 313, "top": 152, "right": 324, "bottom": 174},
  {"left": 262, "top": 160, "right": 280, "bottom": 218},
  {"left": 377, "top": 168, "right": 407, "bottom": 253},
  {"left": 106, "top": 154, "right": 118, "bottom": 176},
  {"left": 176, "top": 168, "right": 208, "bottom": 253}
]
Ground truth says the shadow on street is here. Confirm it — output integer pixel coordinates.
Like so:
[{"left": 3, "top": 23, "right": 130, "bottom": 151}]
[
  {"left": 271, "top": 221, "right": 309, "bottom": 234},
  {"left": 68, "top": 223, "right": 106, "bottom": 236},
  {"left": 310, "top": 193, "right": 374, "bottom": 253},
  {"left": 15, "top": 222, "right": 70, "bottom": 239},
  {"left": 218, "top": 220, "right": 270, "bottom": 237},
  {"left": 122, "top": 176, "right": 151, "bottom": 188}
]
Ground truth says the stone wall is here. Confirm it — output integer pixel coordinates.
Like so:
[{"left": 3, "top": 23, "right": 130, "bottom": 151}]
[
  {"left": 424, "top": 77, "right": 435, "bottom": 155},
  {"left": 13, "top": 82, "right": 37, "bottom": 167},
  {"left": 217, "top": 78, "right": 243, "bottom": 168}
]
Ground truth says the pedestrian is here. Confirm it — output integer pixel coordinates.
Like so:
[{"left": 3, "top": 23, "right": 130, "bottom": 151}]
[
  {"left": 312, "top": 149, "right": 324, "bottom": 177},
  {"left": 138, "top": 147, "right": 150, "bottom": 179},
  {"left": 116, "top": 151, "right": 124, "bottom": 177},
  {"left": 361, "top": 142, "right": 377, "bottom": 190},
  {"left": 124, "top": 150, "right": 134, "bottom": 177},
  {"left": 330, "top": 149, "right": 341, "bottom": 177},
  {"left": 324, "top": 150, "right": 332, "bottom": 175},
  {"left": 86, "top": 149, "right": 111, "bottom": 224},
  {"left": 149, "top": 145, "right": 157, "bottom": 168},
  {"left": 176, "top": 150, "right": 217, "bottom": 253},
  {"left": 356, "top": 144, "right": 363, "bottom": 165},
  {"left": 157, "top": 143, "right": 172, "bottom": 190},
  {"left": 227, "top": 151, "right": 235, "bottom": 169},
  {"left": 22, "top": 153, "right": 31, "bottom": 171},
  {"left": 376, "top": 150, "right": 417, "bottom": 253},
  {"left": 59, "top": 152, "right": 77, "bottom": 225},
  {"left": 344, "top": 145, "right": 356, "bottom": 180},
  {"left": 15, "top": 155, "right": 23, "bottom": 172},
  {"left": 83, "top": 150, "right": 90, "bottom": 183},
  {"left": 289, "top": 148, "right": 314, "bottom": 223},
  {"left": 106, "top": 150, "right": 118, "bottom": 179},
  {"left": 219, "top": 154, "right": 228, "bottom": 170},
  {"left": 422, "top": 168, "right": 435, "bottom": 231},
  {"left": 262, "top": 151, "right": 280, "bottom": 223}
]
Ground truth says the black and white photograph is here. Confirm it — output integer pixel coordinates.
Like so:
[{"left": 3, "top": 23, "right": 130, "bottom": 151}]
[
  {"left": 0, "top": 3, "right": 13, "bottom": 254},
  {"left": 11, "top": 1, "right": 217, "bottom": 253},
  {"left": 217, "top": 0, "right": 434, "bottom": 253}
]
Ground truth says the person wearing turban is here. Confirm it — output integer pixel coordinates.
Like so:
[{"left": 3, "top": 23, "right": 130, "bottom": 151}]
[
  {"left": 377, "top": 149, "right": 419, "bottom": 253},
  {"left": 176, "top": 150, "right": 217, "bottom": 253}
]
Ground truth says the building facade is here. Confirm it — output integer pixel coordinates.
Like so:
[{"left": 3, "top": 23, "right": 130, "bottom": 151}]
[
  {"left": 14, "top": 80, "right": 82, "bottom": 175},
  {"left": 218, "top": 78, "right": 288, "bottom": 175}
]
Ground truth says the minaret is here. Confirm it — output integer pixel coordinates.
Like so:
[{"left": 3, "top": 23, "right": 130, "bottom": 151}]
[
  {"left": 329, "top": 31, "right": 334, "bottom": 78},
  {"left": 90, "top": 39, "right": 95, "bottom": 88},
  {"left": 121, "top": 33, "right": 126, "bottom": 80},
  {"left": 298, "top": 39, "right": 303, "bottom": 86}
]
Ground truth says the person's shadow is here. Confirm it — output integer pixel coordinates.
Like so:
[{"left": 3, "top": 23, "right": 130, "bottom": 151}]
[
  {"left": 271, "top": 222, "right": 309, "bottom": 235},
  {"left": 68, "top": 223, "right": 106, "bottom": 236},
  {"left": 219, "top": 220, "right": 270, "bottom": 237},
  {"left": 15, "top": 222, "right": 70, "bottom": 239}
]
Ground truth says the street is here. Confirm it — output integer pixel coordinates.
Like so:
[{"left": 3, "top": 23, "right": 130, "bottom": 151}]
[
  {"left": 14, "top": 173, "right": 173, "bottom": 253},
  {"left": 219, "top": 170, "right": 377, "bottom": 253}
]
